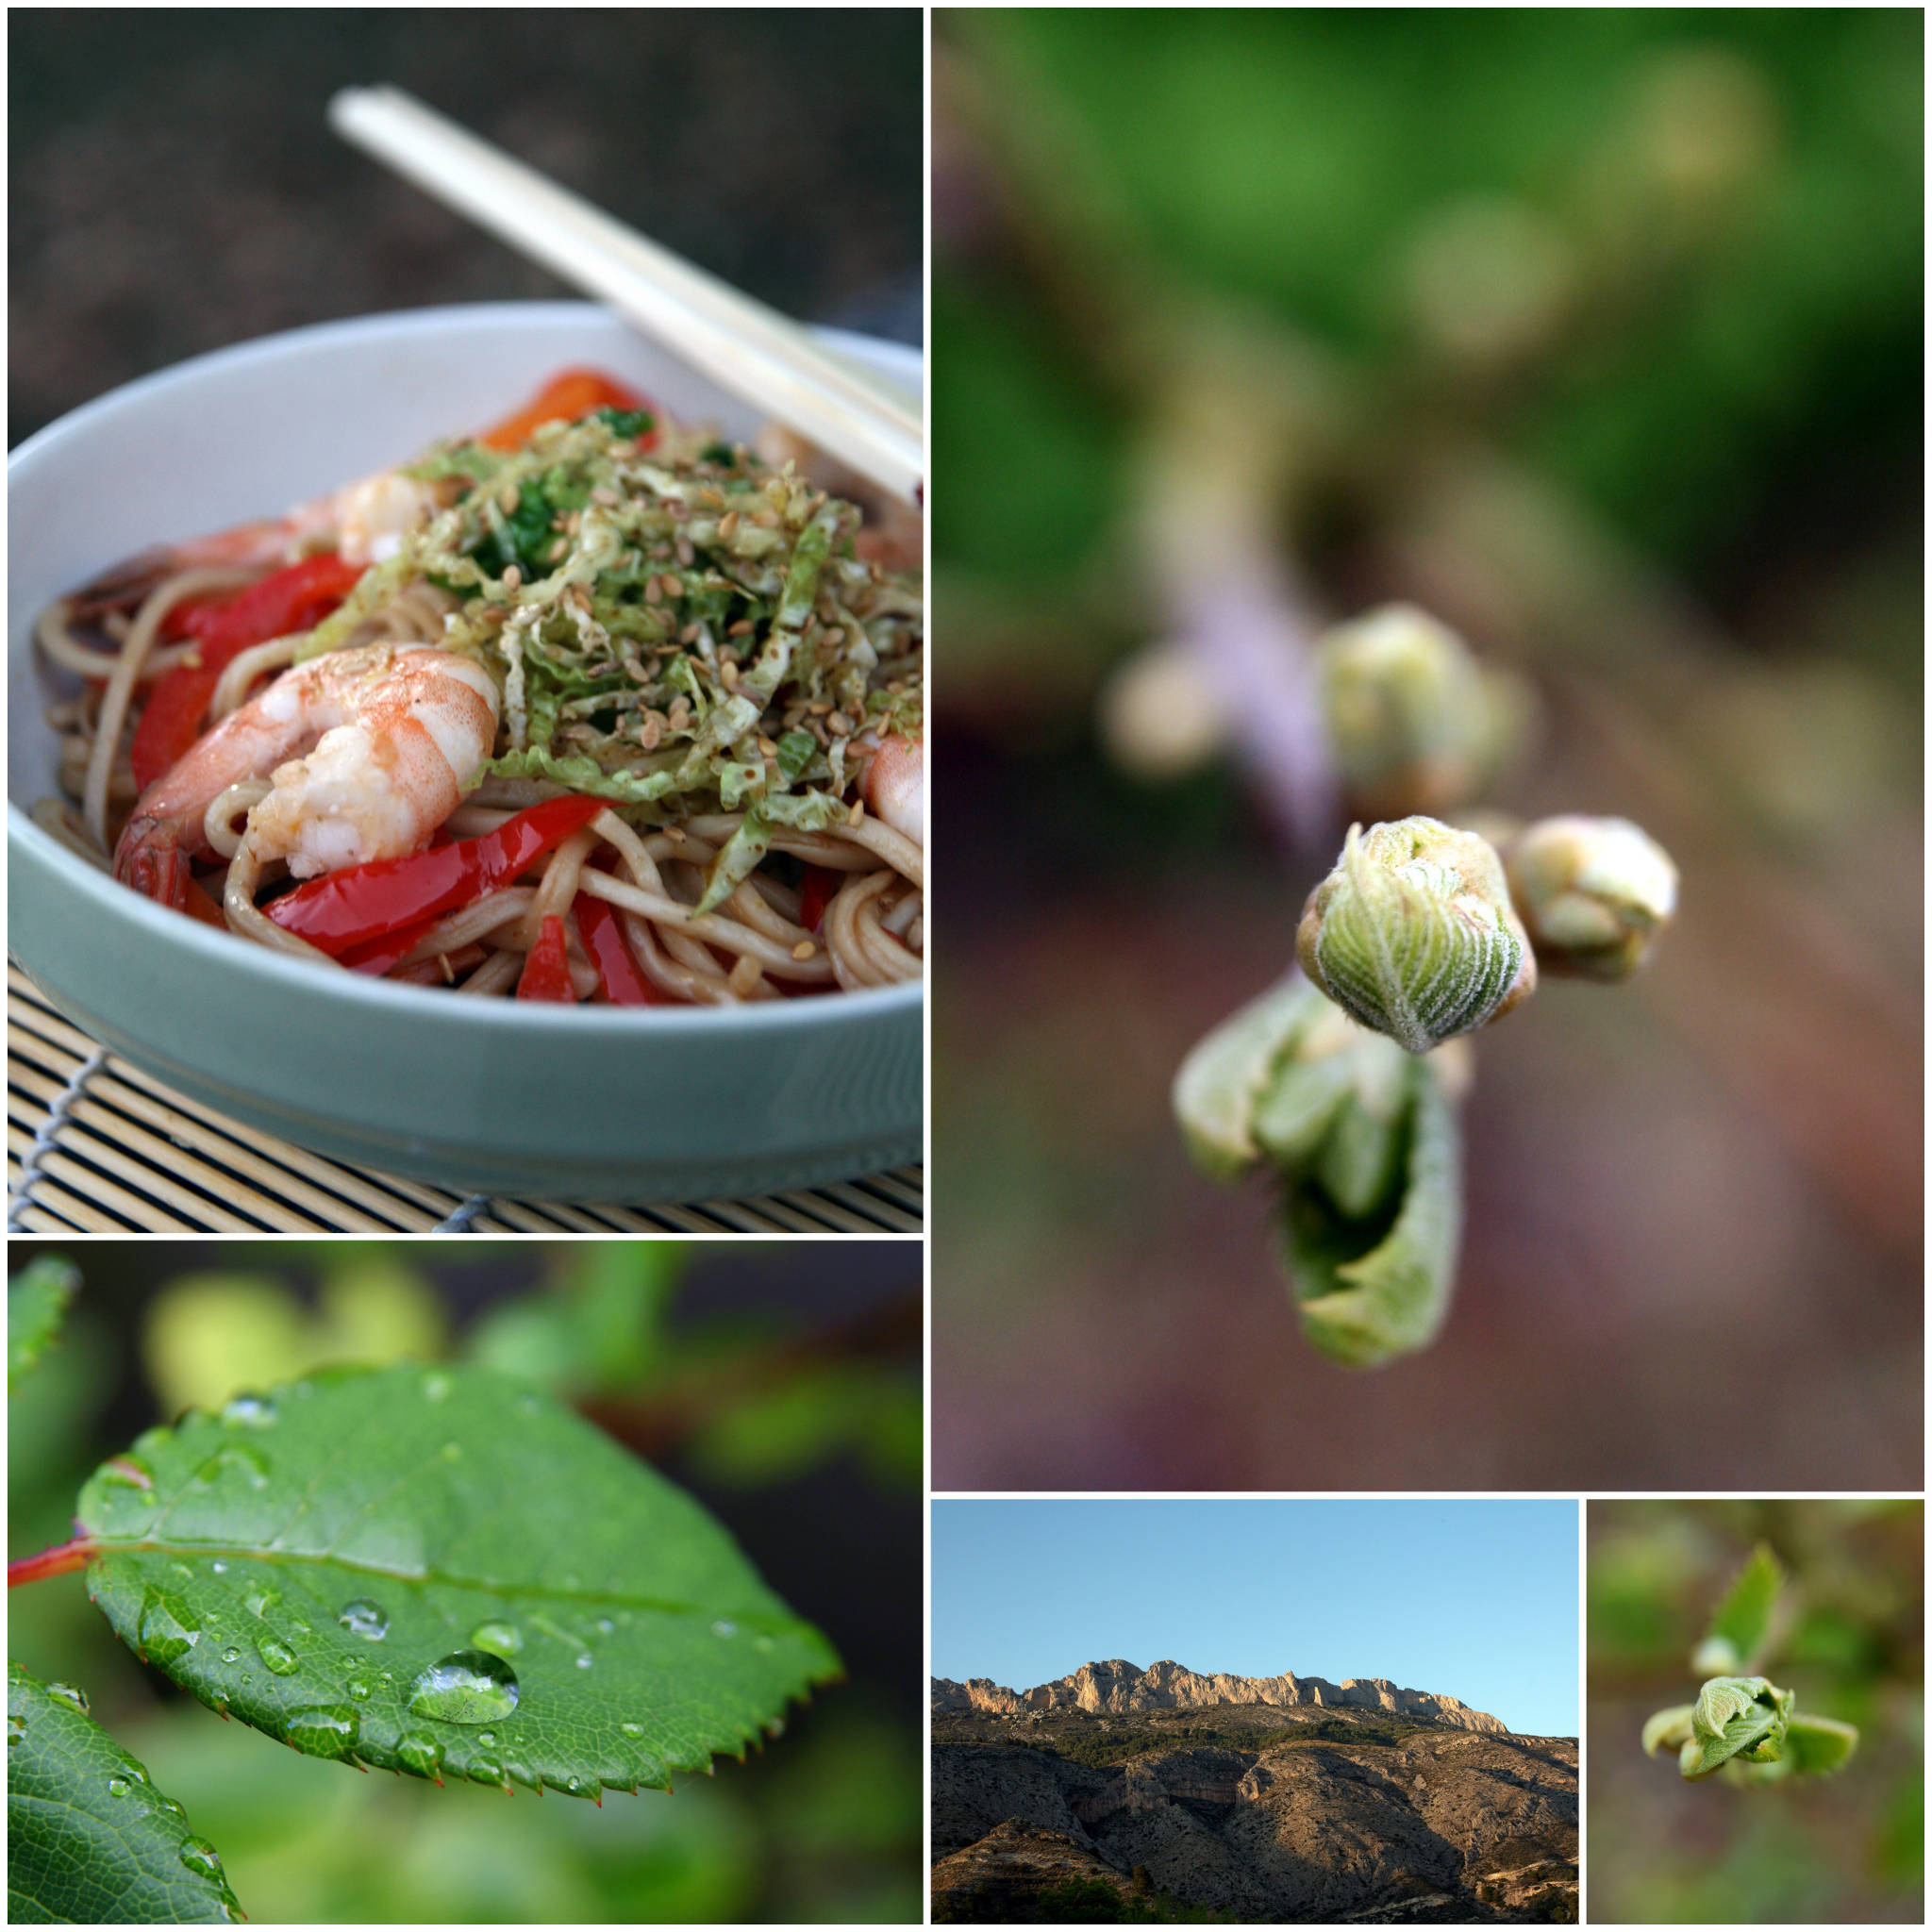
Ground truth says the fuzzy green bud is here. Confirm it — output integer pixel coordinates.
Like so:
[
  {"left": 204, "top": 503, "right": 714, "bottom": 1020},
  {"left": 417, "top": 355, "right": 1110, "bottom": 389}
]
[
  {"left": 1297, "top": 817, "right": 1536, "bottom": 1054},
  {"left": 1503, "top": 815, "right": 1677, "bottom": 982},
  {"left": 1317, "top": 604, "right": 1528, "bottom": 818}
]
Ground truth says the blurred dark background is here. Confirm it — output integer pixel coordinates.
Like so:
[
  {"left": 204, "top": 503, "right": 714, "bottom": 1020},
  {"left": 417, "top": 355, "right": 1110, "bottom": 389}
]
[
  {"left": 1588, "top": 1499, "right": 1923, "bottom": 1924},
  {"left": 8, "top": 7, "right": 923, "bottom": 448},
  {"left": 930, "top": 8, "right": 1923, "bottom": 1490},
  {"left": 7, "top": 1240, "right": 922, "bottom": 1923}
]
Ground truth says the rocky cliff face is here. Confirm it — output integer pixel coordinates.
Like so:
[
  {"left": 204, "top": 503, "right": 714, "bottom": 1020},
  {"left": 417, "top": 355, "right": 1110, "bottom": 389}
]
[
  {"left": 932, "top": 1715, "right": 1577, "bottom": 1924},
  {"left": 931, "top": 1658, "right": 1507, "bottom": 1733}
]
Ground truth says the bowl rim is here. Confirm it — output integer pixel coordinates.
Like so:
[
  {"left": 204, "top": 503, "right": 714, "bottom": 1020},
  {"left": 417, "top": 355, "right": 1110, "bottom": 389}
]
[{"left": 8, "top": 299, "right": 924, "bottom": 1035}]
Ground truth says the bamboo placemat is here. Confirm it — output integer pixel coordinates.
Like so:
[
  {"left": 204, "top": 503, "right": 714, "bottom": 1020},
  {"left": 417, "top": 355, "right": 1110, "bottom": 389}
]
[{"left": 8, "top": 964, "right": 922, "bottom": 1236}]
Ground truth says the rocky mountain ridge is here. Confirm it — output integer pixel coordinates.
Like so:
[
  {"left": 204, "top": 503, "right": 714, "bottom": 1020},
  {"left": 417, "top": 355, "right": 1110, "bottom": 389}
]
[
  {"left": 931, "top": 1704, "right": 1576, "bottom": 1923},
  {"left": 931, "top": 1657, "right": 1507, "bottom": 1733}
]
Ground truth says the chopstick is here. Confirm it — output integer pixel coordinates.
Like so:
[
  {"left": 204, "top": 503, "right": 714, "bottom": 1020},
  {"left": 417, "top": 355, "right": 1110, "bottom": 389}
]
[{"left": 327, "top": 86, "right": 924, "bottom": 506}]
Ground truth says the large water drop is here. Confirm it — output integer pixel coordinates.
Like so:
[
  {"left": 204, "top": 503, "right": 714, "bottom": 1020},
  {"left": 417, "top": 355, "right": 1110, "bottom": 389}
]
[
  {"left": 137, "top": 1592, "right": 200, "bottom": 1665},
  {"left": 258, "top": 1637, "right": 299, "bottom": 1676},
  {"left": 44, "top": 1682, "right": 89, "bottom": 1716},
  {"left": 338, "top": 1598, "right": 389, "bottom": 1641},
  {"left": 397, "top": 1731, "right": 445, "bottom": 1781},
  {"left": 178, "top": 1838, "right": 225, "bottom": 1881},
  {"left": 406, "top": 1650, "right": 520, "bottom": 1724},
  {"left": 284, "top": 1706, "right": 359, "bottom": 1758}
]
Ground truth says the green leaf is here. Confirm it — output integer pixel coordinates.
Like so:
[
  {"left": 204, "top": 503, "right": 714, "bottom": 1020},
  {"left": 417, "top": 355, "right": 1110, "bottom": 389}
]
[
  {"left": 8, "top": 1662, "right": 242, "bottom": 1924},
  {"left": 1281, "top": 1062, "right": 1463, "bottom": 1368},
  {"left": 1699, "top": 1542, "right": 1784, "bottom": 1674},
  {"left": 1174, "top": 977, "right": 1322, "bottom": 1180},
  {"left": 9, "top": 1257, "right": 79, "bottom": 1394},
  {"left": 1641, "top": 1704, "right": 1696, "bottom": 1758},
  {"left": 1682, "top": 1676, "right": 1791, "bottom": 1779},
  {"left": 1781, "top": 1712, "right": 1859, "bottom": 1777},
  {"left": 75, "top": 1364, "right": 840, "bottom": 1800}
]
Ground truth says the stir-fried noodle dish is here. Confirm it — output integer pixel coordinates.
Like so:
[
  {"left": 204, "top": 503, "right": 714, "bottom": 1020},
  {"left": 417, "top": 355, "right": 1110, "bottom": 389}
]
[{"left": 33, "top": 370, "right": 924, "bottom": 1004}]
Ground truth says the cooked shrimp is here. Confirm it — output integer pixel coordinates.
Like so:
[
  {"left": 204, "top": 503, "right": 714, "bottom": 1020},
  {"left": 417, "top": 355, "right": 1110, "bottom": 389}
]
[
  {"left": 859, "top": 731, "right": 924, "bottom": 845},
  {"left": 114, "top": 643, "right": 499, "bottom": 908}
]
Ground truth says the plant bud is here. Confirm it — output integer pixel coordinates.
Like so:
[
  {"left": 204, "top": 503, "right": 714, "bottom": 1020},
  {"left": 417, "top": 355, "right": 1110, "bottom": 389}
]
[
  {"left": 1317, "top": 604, "right": 1525, "bottom": 818},
  {"left": 1297, "top": 817, "right": 1536, "bottom": 1054},
  {"left": 1504, "top": 814, "right": 1677, "bottom": 982}
]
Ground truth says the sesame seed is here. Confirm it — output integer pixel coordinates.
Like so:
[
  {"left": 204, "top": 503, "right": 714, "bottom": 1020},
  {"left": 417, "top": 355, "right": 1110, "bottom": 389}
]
[
  {"left": 756, "top": 735, "right": 778, "bottom": 758},
  {"left": 663, "top": 824, "right": 686, "bottom": 843},
  {"left": 590, "top": 486, "right": 620, "bottom": 508},
  {"left": 727, "top": 955, "right": 764, "bottom": 998},
  {"left": 827, "top": 710, "right": 853, "bottom": 737},
  {"left": 503, "top": 566, "right": 522, "bottom": 591},
  {"left": 791, "top": 940, "right": 816, "bottom": 961},
  {"left": 847, "top": 798, "right": 865, "bottom": 826},
  {"left": 718, "top": 510, "right": 740, "bottom": 541},
  {"left": 499, "top": 484, "right": 520, "bottom": 514},
  {"left": 720, "top": 660, "right": 740, "bottom": 689},
  {"left": 680, "top": 622, "right": 702, "bottom": 644},
  {"left": 727, "top": 618, "right": 755, "bottom": 637},
  {"left": 643, "top": 577, "right": 662, "bottom": 605}
]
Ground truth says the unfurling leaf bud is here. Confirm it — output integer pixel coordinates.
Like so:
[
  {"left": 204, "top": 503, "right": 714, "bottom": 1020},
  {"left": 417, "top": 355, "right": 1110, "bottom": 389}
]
[
  {"left": 1679, "top": 1675, "right": 1792, "bottom": 1780},
  {"left": 1297, "top": 817, "right": 1536, "bottom": 1054},
  {"left": 1503, "top": 814, "right": 1678, "bottom": 982},
  {"left": 1317, "top": 604, "right": 1530, "bottom": 818}
]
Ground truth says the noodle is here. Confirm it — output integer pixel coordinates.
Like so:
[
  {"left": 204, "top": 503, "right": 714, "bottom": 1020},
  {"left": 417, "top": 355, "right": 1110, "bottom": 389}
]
[{"left": 33, "top": 375, "right": 923, "bottom": 1005}]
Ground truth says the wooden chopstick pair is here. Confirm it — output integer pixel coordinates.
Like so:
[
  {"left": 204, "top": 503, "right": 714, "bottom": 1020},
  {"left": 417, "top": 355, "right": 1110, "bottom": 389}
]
[{"left": 328, "top": 86, "right": 923, "bottom": 507}]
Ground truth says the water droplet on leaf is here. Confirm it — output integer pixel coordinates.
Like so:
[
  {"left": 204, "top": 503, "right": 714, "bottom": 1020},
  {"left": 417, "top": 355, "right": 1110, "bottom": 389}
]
[
  {"left": 397, "top": 1731, "right": 445, "bottom": 1780},
  {"left": 469, "top": 1620, "right": 523, "bottom": 1657},
  {"left": 338, "top": 1599, "right": 389, "bottom": 1641},
  {"left": 244, "top": 1586, "right": 280, "bottom": 1618},
  {"left": 711, "top": 1621, "right": 737, "bottom": 1639},
  {"left": 168, "top": 1562, "right": 192, "bottom": 1580},
  {"left": 222, "top": 1647, "right": 242, "bottom": 1665},
  {"left": 285, "top": 1705, "right": 360, "bottom": 1757},
  {"left": 575, "top": 1654, "right": 593, "bottom": 1670},
  {"left": 138, "top": 1592, "right": 200, "bottom": 1664},
  {"left": 477, "top": 1730, "right": 496, "bottom": 1745},
  {"left": 210, "top": 1560, "right": 227, "bottom": 1574},
  {"left": 108, "top": 1775, "right": 132, "bottom": 1796},
  {"left": 422, "top": 1372, "right": 450, "bottom": 1402},
  {"left": 595, "top": 1618, "right": 614, "bottom": 1635},
  {"left": 99, "top": 1455, "right": 154, "bottom": 1491},
  {"left": 222, "top": 1393, "right": 277, "bottom": 1428},
  {"left": 620, "top": 1722, "right": 643, "bottom": 1737},
  {"left": 258, "top": 1638, "right": 299, "bottom": 1676},
  {"left": 44, "top": 1682, "right": 89, "bottom": 1715},
  {"left": 467, "top": 1754, "right": 507, "bottom": 1788},
  {"left": 178, "top": 1838, "right": 225, "bottom": 1881},
  {"left": 346, "top": 1677, "right": 373, "bottom": 1702},
  {"left": 406, "top": 1650, "right": 520, "bottom": 1724},
  {"left": 8, "top": 1717, "right": 23, "bottom": 1746}
]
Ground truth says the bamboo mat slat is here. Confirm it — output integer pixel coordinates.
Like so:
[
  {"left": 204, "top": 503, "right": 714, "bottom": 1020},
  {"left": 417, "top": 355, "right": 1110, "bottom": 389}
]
[{"left": 8, "top": 964, "right": 922, "bottom": 1236}]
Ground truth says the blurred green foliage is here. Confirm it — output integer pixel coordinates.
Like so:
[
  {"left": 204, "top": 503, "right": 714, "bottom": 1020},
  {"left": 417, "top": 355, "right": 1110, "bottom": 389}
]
[
  {"left": 1588, "top": 1500, "right": 1923, "bottom": 1924},
  {"left": 939, "top": 8, "right": 1920, "bottom": 596},
  {"left": 8, "top": 1246, "right": 921, "bottom": 1924}
]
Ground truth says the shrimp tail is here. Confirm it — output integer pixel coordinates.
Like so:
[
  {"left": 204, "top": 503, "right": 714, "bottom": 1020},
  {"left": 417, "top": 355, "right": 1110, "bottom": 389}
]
[{"left": 114, "top": 820, "right": 193, "bottom": 910}]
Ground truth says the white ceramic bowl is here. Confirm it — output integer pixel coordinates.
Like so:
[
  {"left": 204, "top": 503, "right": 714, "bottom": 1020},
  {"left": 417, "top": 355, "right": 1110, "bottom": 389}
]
[{"left": 8, "top": 303, "right": 924, "bottom": 1205}]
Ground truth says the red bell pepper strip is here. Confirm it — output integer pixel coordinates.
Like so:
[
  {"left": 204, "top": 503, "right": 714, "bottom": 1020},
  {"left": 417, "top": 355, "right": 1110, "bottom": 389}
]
[
  {"left": 264, "top": 796, "right": 605, "bottom": 956},
  {"left": 131, "top": 554, "right": 367, "bottom": 791},
  {"left": 516, "top": 915, "right": 576, "bottom": 1001},
  {"left": 797, "top": 864, "right": 839, "bottom": 936},
  {"left": 576, "top": 890, "right": 668, "bottom": 1005},
  {"left": 479, "top": 369, "right": 653, "bottom": 452}
]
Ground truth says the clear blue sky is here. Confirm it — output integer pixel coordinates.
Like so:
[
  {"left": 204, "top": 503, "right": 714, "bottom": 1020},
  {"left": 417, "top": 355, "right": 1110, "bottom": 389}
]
[{"left": 933, "top": 1499, "right": 1578, "bottom": 1737}]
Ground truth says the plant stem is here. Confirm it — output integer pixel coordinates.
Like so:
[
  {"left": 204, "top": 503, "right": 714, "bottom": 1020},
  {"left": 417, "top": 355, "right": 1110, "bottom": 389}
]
[{"left": 8, "top": 1536, "right": 94, "bottom": 1588}]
